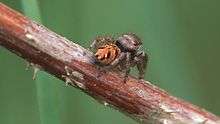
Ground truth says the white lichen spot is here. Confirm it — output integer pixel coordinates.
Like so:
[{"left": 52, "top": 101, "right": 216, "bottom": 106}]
[
  {"left": 62, "top": 75, "right": 72, "bottom": 86},
  {"left": 25, "top": 33, "right": 34, "bottom": 40},
  {"left": 137, "top": 89, "right": 148, "bottom": 98},
  {"left": 32, "top": 66, "right": 39, "bottom": 80},
  {"left": 71, "top": 71, "right": 84, "bottom": 80},
  {"left": 129, "top": 87, "right": 149, "bottom": 99},
  {"left": 190, "top": 112, "right": 208, "bottom": 124},
  {"left": 201, "top": 119, "right": 208, "bottom": 124},
  {"left": 73, "top": 80, "right": 85, "bottom": 89},
  {"left": 64, "top": 66, "right": 84, "bottom": 80},
  {"left": 103, "top": 101, "right": 109, "bottom": 106},
  {"left": 25, "top": 62, "right": 31, "bottom": 70},
  {"left": 160, "top": 119, "right": 170, "bottom": 124},
  {"left": 160, "top": 104, "right": 177, "bottom": 114},
  {"left": 139, "top": 118, "right": 144, "bottom": 123},
  {"left": 159, "top": 104, "right": 212, "bottom": 124},
  {"left": 26, "top": 63, "right": 42, "bottom": 80},
  {"left": 64, "top": 66, "right": 70, "bottom": 76}
]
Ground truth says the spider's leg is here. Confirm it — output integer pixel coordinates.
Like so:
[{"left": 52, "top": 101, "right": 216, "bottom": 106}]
[
  {"left": 135, "top": 51, "right": 148, "bottom": 79},
  {"left": 122, "top": 68, "right": 130, "bottom": 83},
  {"left": 103, "top": 52, "right": 126, "bottom": 70},
  {"left": 96, "top": 65, "right": 107, "bottom": 78},
  {"left": 122, "top": 52, "right": 131, "bottom": 83},
  {"left": 89, "top": 39, "right": 97, "bottom": 50},
  {"left": 96, "top": 52, "right": 126, "bottom": 78}
]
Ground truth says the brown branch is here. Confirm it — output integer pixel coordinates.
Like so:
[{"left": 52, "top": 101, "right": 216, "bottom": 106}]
[{"left": 0, "top": 2, "right": 219, "bottom": 124}]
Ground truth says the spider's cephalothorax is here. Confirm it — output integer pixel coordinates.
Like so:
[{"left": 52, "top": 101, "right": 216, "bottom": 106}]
[{"left": 90, "top": 33, "right": 148, "bottom": 82}]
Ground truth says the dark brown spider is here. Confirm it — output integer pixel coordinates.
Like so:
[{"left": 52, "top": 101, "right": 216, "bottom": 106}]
[{"left": 90, "top": 33, "right": 148, "bottom": 82}]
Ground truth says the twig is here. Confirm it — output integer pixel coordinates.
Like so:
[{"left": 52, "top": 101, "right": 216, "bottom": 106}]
[{"left": 0, "top": 2, "right": 219, "bottom": 124}]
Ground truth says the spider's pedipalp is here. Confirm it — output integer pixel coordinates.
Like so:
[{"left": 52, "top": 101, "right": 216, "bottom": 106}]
[{"left": 135, "top": 51, "right": 148, "bottom": 79}]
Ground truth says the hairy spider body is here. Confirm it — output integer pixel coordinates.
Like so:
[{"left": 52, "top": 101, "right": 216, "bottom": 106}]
[
  {"left": 90, "top": 33, "right": 148, "bottom": 82},
  {"left": 95, "top": 44, "right": 121, "bottom": 65}
]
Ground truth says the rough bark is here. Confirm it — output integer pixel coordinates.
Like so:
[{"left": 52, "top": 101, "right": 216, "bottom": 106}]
[{"left": 0, "top": 2, "right": 219, "bottom": 124}]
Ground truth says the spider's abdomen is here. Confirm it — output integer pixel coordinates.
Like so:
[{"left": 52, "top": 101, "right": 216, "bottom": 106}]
[{"left": 95, "top": 44, "right": 121, "bottom": 65}]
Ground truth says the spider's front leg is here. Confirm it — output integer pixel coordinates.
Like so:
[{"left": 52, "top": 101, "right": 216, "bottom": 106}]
[
  {"left": 89, "top": 39, "right": 97, "bottom": 50},
  {"left": 134, "top": 51, "right": 148, "bottom": 79},
  {"left": 122, "top": 52, "right": 131, "bottom": 83},
  {"left": 109, "top": 52, "right": 131, "bottom": 83}
]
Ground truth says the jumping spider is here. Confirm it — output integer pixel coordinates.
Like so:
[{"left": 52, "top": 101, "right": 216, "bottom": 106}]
[{"left": 90, "top": 33, "right": 148, "bottom": 82}]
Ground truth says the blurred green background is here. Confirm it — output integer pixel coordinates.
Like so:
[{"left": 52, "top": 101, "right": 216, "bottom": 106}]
[{"left": 0, "top": 0, "right": 219, "bottom": 124}]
